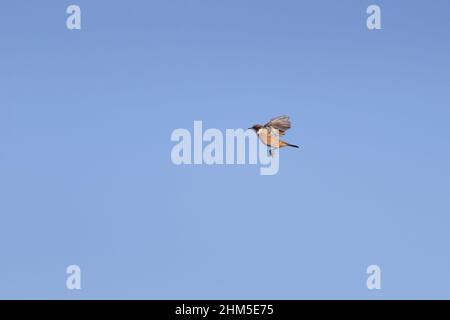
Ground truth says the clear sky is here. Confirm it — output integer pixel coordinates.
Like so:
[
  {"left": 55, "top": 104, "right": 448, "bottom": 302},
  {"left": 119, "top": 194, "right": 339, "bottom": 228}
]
[{"left": 1, "top": 0, "right": 450, "bottom": 299}]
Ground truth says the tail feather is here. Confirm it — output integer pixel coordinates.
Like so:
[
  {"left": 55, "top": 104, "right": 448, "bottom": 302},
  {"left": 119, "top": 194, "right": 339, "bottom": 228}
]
[{"left": 279, "top": 140, "right": 300, "bottom": 148}]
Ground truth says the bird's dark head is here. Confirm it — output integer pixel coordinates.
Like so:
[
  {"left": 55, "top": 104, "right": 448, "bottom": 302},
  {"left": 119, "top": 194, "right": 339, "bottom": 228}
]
[{"left": 249, "top": 124, "right": 262, "bottom": 132}]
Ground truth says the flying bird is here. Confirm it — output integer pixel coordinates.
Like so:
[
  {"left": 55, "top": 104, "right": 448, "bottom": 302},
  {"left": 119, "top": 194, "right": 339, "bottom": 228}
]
[{"left": 249, "top": 115, "right": 299, "bottom": 156}]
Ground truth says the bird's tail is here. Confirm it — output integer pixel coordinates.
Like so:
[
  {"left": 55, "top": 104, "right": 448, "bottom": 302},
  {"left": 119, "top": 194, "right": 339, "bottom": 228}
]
[{"left": 280, "top": 141, "right": 298, "bottom": 148}]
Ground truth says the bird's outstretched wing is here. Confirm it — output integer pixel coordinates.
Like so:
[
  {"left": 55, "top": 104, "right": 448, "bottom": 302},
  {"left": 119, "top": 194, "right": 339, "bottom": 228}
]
[{"left": 264, "top": 115, "right": 291, "bottom": 135}]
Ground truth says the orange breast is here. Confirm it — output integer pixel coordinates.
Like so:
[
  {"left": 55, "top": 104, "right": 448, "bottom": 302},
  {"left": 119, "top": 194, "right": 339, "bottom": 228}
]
[{"left": 258, "top": 128, "right": 281, "bottom": 147}]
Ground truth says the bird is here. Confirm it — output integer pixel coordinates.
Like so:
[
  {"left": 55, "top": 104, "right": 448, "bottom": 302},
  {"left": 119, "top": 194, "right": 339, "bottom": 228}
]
[{"left": 249, "top": 115, "right": 299, "bottom": 156}]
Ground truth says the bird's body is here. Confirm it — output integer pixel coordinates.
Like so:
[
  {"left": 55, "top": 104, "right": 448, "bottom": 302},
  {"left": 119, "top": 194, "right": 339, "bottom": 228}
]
[{"left": 249, "top": 115, "right": 299, "bottom": 156}]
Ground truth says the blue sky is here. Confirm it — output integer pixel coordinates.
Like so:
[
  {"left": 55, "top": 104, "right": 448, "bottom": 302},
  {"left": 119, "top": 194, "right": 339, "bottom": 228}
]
[{"left": 1, "top": 0, "right": 450, "bottom": 299}]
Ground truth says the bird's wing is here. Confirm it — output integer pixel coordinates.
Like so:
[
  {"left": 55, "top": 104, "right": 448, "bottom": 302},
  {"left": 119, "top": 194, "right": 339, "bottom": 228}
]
[
  {"left": 267, "top": 126, "right": 284, "bottom": 137},
  {"left": 264, "top": 115, "right": 291, "bottom": 134}
]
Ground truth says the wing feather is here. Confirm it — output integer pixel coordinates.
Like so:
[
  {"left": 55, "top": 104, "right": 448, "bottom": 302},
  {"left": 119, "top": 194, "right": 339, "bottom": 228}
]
[{"left": 264, "top": 115, "right": 291, "bottom": 133}]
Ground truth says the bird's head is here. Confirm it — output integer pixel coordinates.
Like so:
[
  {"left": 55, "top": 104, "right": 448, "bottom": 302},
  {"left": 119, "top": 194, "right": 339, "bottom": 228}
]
[{"left": 249, "top": 124, "right": 262, "bottom": 132}]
